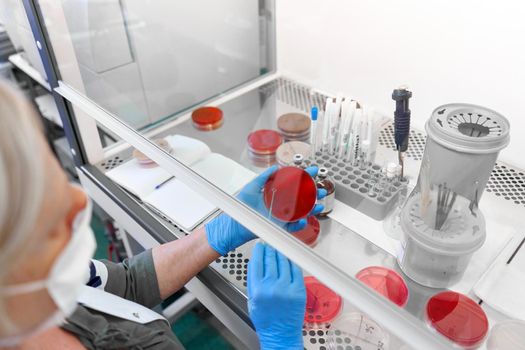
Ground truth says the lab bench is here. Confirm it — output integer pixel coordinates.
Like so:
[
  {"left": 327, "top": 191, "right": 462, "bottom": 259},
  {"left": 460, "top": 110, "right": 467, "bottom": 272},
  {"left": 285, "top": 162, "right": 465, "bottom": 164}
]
[{"left": 77, "top": 77, "right": 525, "bottom": 350}]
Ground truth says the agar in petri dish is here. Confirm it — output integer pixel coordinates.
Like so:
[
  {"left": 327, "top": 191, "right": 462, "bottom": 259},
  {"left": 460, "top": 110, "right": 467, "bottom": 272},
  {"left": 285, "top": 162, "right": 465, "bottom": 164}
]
[
  {"left": 132, "top": 138, "right": 172, "bottom": 165},
  {"left": 292, "top": 216, "right": 320, "bottom": 246},
  {"left": 426, "top": 291, "right": 489, "bottom": 349},
  {"left": 247, "top": 129, "right": 283, "bottom": 155},
  {"left": 263, "top": 166, "right": 317, "bottom": 222},
  {"left": 355, "top": 266, "right": 409, "bottom": 307},
  {"left": 326, "top": 312, "right": 389, "bottom": 350},
  {"left": 277, "top": 113, "right": 311, "bottom": 141},
  {"left": 275, "top": 141, "right": 312, "bottom": 166},
  {"left": 304, "top": 276, "right": 343, "bottom": 324},
  {"left": 191, "top": 106, "right": 224, "bottom": 131}
]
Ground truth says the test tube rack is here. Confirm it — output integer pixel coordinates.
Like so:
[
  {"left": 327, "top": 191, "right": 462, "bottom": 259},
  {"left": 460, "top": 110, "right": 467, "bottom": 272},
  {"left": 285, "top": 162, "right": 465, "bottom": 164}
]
[{"left": 304, "top": 151, "right": 407, "bottom": 220}]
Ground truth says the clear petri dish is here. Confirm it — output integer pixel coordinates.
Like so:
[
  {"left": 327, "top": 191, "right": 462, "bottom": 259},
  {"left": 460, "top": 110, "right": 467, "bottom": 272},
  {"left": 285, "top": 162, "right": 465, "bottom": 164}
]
[
  {"left": 426, "top": 291, "right": 488, "bottom": 349},
  {"left": 132, "top": 138, "right": 172, "bottom": 165},
  {"left": 326, "top": 312, "right": 389, "bottom": 350},
  {"left": 191, "top": 106, "right": 224, "bottom": 131},
  {"left": 304, "top": 276, "right": 343, "bottom": 325},
  {"left": 292, "top": 216, "right": 320, "bottom": 246},
  {"left": 263, "top": 166, "right": 317, "bottom": 222},
  {"left": 355, "top": 266, "right": 409, "bottom": 307},
  {"left": 487, "top": 320, "right": 525, "bottom": 350},
  {"left": 247, "top": 129, "right": 283, "bottom": 155}
]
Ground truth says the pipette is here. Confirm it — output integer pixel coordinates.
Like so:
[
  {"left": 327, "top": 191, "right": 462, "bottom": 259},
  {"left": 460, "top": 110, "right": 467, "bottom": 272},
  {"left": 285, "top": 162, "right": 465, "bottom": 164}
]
[
  {"left": 329, "top": 96, "right": 343, "bottom": 154},
  {"left": 322, "top": 98, "right": 334, "bottom": 152},
  {"left": 310, "top": 106, "right": 318, "bottom": 154},
  {"left": 392, "top": 86, "right": 412, "bottom": 179},
  {"left": 337, "top": 99, "right": 351, "bottom": 157}
]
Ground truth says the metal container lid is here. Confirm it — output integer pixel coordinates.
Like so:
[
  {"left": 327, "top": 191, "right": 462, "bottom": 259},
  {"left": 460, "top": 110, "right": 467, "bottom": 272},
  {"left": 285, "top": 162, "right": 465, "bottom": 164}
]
[{"left": 426, "top": 103, "right": 510, "bottom": 154}]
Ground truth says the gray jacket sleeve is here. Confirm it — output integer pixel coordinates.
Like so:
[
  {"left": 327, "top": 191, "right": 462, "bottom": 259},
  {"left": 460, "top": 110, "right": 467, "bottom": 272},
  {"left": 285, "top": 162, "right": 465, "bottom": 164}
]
[{"left": 86, "top": 249, "right": 162, "bottom": 308}]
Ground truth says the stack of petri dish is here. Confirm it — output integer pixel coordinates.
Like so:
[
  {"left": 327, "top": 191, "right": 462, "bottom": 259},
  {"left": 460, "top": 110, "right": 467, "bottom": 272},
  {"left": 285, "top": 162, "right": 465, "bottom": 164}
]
[
  {"left": 247, "top": 129, "right": 283, "bottom": 167},
  {"left": 277, "top": 113, "right": 311, "bottom": 142},
  {"left": 191, "top": 106, "right": 224, "bottom": 131},
  {"left": 132, "top": 138, "right": 173, "bottom": 166},
  {"left": 426, "top": 291, "right": 489, "bottom": 349}
]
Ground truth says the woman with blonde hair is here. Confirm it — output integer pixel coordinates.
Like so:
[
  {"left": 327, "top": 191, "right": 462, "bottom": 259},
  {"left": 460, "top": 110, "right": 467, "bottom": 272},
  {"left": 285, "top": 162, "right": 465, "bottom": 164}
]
[{"left": 0, "top": 81, "right": 324, "bottom": 349}]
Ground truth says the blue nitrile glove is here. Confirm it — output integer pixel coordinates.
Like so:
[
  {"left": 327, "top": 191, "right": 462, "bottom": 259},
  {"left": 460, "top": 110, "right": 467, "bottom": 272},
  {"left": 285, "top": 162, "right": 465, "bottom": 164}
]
[
  {"left": 205, "top": 165, "right": 327, "bottom": 255},
  {"left": 248, "top": 243, "right": 306, "bottom": 350}
]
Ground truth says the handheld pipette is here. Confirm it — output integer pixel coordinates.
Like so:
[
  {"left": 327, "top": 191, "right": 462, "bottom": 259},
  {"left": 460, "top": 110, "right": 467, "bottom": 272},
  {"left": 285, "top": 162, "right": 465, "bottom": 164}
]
[
  {"left": 310, "top": 106, "right": 318, "bottom": 154},
  {"left": 392, "top": 86, "right": 412, "bottom": 179}
]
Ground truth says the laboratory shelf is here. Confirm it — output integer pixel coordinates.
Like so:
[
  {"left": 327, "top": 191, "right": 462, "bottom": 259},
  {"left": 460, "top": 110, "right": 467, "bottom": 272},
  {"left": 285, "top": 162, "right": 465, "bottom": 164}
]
[{"left": 89, "top": 77, "right": 525, "bottom": 350}]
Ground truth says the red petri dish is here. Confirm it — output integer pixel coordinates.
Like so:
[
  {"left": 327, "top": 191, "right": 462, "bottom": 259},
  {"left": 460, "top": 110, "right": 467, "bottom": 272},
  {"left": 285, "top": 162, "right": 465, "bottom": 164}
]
[
  {"left": 304, "top": 276, "right": 343, "bottom": 324},
  {"left": 426, "top": 291, "right": 489, "bottom": 349},
  {"left": 293, "top": 216, "right": 321, "bottom": 246},
  {"left": 263, "top": 166, "right": 317, "bottom": 222},
  {"left": 356, "top": 266, "right": 409, "bottom": 307},
  {"left": 191, "top": 107, "right": 224, "bottom": 131},
  {"left": 247, "top": 129, "right": 283, "bottom": 155}
]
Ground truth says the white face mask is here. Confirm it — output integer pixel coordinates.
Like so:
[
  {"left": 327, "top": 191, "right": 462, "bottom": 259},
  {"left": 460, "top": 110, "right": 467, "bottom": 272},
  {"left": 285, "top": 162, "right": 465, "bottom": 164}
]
[{"left": 0, "top": 196, "right": 96, "bottom": 347}]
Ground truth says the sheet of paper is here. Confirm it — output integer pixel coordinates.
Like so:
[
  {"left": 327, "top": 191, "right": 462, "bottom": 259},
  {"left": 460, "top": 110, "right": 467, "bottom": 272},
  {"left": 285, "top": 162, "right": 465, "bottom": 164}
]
[
  {"left": 191, "top": 153, "right": 256, "bottom": 195},
  {"left": 474, "top": 233, "right": 525, "bottom": 320},
  {"left": 106, "top": 159, "right": 171, "bottom": 199},
  {"left": 144, "top": 179, "right": 217, "bottom": 231}
]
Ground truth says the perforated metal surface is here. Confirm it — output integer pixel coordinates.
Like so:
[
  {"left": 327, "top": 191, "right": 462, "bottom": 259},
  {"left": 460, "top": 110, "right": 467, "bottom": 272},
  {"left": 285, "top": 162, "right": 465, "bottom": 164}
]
[
  {"left": 486, "top": 164, "right": 525, "bottom": 207},
  {"left": 378, "top": 124, "right": 426, "bottom": 161},
  {"left": 214, "top": 251, "right": 249, "bottom": 288},
  {"left": 99, "top": 155, "right": 125, "bottom": 170},
  {"left": 260, "top": 77, "right": 329, "bottom": 115},
  {"left": 303, "top": 327, "right": 331, "bottom": 350}
]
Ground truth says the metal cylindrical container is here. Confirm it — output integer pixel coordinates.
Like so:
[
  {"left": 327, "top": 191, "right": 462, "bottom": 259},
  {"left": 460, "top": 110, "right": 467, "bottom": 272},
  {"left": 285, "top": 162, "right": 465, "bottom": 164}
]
[{"left": 397, "top": 103, "right": 510, "bottom": 288}]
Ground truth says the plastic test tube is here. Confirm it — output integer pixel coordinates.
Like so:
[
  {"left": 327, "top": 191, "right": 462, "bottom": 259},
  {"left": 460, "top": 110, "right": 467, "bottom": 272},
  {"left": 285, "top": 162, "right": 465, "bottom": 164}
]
[{"left": 310, "top": 107, "right": 318, "bottom": 154}]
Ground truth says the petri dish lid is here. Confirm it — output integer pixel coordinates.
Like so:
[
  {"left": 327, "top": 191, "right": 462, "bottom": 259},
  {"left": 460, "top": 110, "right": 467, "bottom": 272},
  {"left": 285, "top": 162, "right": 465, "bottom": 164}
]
[
  {"left": 426, "top": 291, "right": 489, "bottom": 348},
  {"left": 426, "top": 103, "right": 510, "bottom": 154},
  {"left": 326, "top": 312, "right": 390, "bottom": 350},
  {"left": 487, "top": 320, "right": 525, "bottom": 350},
  {"left": 356, "top": 266, "right": 409, "bottom": 307},
  {"left": 292, "top": 216, "right": 320, "bottom": 246},
  {"left": 304, "top": 276, "right": 343, "bottom": 324},
  {"left": 276, "top": 141, "right": 312, "bottom": 166},
  {"left": 263, "top": 166, "right": 317, "bottom": 222},
  {"left": 247, "top": 129, "right": 283, "bottom": 155},
  {"left": 191, "top": 106, "right": 224, "bottom": 131},
  {"left": 132, "top": 138, "right": 173, "bottom": 165},
  {"left": 277, "top": 113, "right": 311, "bottom": 134}
]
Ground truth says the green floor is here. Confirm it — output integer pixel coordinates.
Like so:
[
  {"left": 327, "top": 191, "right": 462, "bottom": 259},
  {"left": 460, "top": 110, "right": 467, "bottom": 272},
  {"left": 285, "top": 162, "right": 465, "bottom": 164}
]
[{"left": 91, "top": 214, "right": 235, "bottom": 350}]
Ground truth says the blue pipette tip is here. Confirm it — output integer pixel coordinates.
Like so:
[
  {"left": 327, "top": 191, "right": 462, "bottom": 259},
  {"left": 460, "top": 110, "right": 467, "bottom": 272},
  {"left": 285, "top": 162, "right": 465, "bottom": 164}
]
[{"left": 311, "top": 106, "right": 318, "bottom": 121}]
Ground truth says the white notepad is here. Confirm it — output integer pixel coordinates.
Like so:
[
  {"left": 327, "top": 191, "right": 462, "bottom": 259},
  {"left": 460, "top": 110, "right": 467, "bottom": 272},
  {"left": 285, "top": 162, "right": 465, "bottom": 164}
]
[
  {"left": 106, "top": 135, "right": 256, "bottom": 231},
  {"left": 144, "top": 179, "right": 217, "bottom": 230}
]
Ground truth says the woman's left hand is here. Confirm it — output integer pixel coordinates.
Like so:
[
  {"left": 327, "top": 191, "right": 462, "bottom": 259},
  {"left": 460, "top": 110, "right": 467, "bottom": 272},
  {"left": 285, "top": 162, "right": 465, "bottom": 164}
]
[{"left": 205, "top": 165, "right": 326, "bottom": 256}]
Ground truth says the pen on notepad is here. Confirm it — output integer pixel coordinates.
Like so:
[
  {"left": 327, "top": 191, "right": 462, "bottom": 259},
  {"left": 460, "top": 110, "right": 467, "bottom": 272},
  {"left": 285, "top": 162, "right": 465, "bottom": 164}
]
[{"left": 155, "top": 176, "right": 174, "bottom": 189}]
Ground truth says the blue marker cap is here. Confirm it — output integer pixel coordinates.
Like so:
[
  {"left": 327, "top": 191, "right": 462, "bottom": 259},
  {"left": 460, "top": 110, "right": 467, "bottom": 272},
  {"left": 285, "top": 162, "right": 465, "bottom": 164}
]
[{"left": 311, "top": 106, "right": 318, "bottom": 121}]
